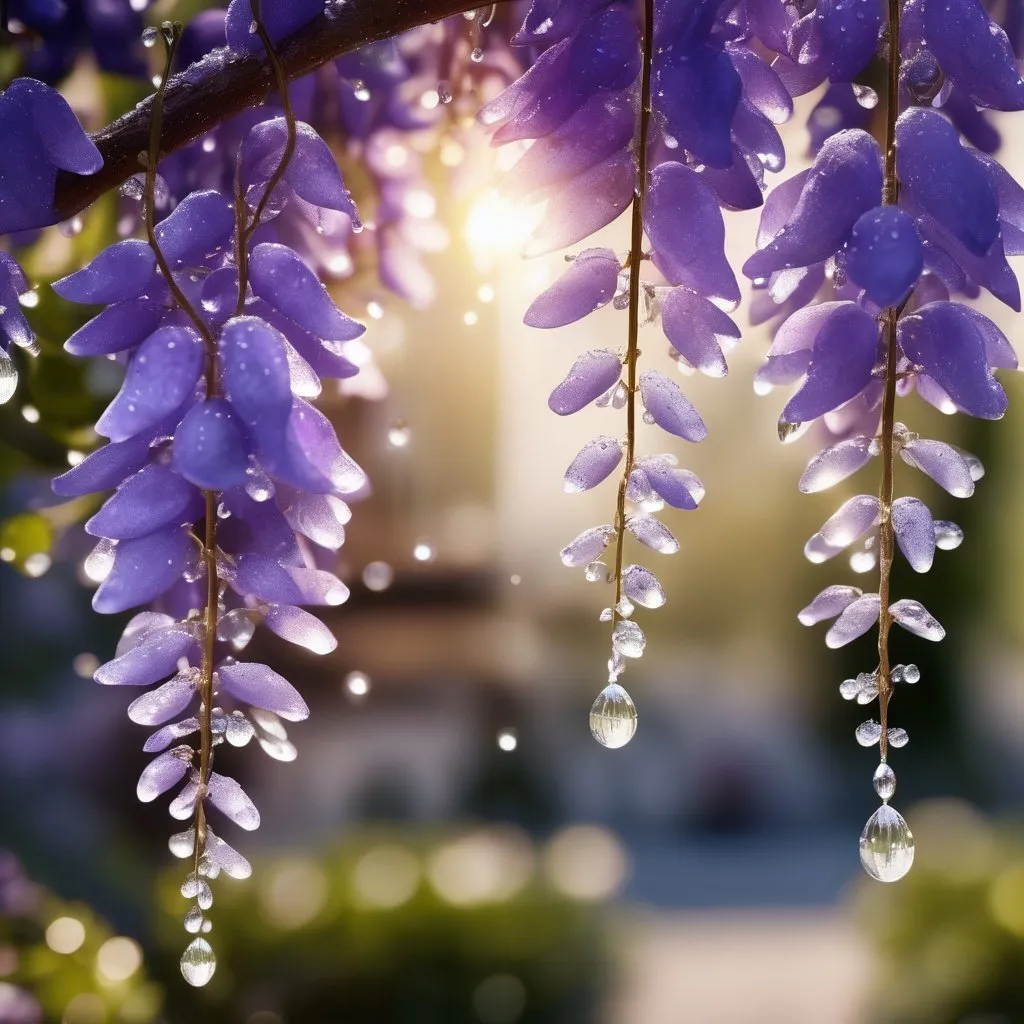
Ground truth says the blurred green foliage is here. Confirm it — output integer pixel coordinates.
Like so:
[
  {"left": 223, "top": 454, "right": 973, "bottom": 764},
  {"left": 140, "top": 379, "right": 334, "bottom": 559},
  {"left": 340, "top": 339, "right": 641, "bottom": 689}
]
[
  {"left": 152, "top": 827, "right": 612, "bottom": 1024},
  {"left": 0, "top": 857, "right": 162, "bottom": 1024}
]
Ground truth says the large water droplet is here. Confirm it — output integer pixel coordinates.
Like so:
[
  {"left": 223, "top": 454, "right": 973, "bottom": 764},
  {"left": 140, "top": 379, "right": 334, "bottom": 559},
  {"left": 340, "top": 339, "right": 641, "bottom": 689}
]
[
  {"left": 859, "top": 804, "right": 914, "bottom": 882},
  {"left": 589, "top": 683, "right": 637, "bottom": 749},
  {"left": 873, "top": 762, "right": 896, "bottom": 801},
  {"left": 180, "top": 937, "right": 216, "bottom": 987}
]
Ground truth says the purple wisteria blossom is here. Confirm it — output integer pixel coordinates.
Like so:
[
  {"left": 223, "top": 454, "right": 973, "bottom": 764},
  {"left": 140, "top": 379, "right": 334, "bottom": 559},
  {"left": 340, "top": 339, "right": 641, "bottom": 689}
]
[
  {"left": 47, "top": 62, "right": 365, "bottom": 977},
  {"left": 745, "top": 0, "right": 1023, "bottom": 881}
]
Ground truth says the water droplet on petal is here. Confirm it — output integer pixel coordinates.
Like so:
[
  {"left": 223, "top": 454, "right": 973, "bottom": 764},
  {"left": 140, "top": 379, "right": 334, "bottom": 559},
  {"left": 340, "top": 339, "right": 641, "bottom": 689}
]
[
  {"left": 873, "top": 762, "right": 896, "bottom": 801},
  {"left": 852, "top": 83, "right": 879, "bottom": 108},
  {"left": 589, "top": 683, "right": 637, "bottom": 749},
  {"left": 584, "top": 560, "right": 610, "bottom": 583},
  {"left": 180, "top": 937, "right": 216, "bottom": 987},
  {"left": 859, "top": 804, "right": 914, "bottom": 882}
]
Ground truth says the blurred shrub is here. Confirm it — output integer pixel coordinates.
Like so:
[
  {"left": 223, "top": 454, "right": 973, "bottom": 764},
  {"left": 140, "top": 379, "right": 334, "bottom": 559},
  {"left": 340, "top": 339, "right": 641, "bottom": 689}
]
[
  {"left": 152, "top": 824, "right": 616, "bottom": 1024},
  {"left": 0, "top": 853, "right": 162, "bottom": 1024},
  {"left": 855, "top": 799, "right": 1024, "bottom": 1024}
]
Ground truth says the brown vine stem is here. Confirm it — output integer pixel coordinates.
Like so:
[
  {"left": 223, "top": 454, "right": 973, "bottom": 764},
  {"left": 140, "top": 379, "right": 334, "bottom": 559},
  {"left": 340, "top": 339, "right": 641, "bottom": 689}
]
[
  {"left": 611, "top": 0, "right": 655, "bottom": 621},
  {"left": 51, "top": 0, "right": 515, "bottom": 225},
  {"left": 141, "top": 24, "right": 219, "bottom": 879},
  {"left": 233, "top": 0, "right": 298, "bottom": 317},
  {"left": 876, "top": 0, "right": 903, "bottom": 762}
]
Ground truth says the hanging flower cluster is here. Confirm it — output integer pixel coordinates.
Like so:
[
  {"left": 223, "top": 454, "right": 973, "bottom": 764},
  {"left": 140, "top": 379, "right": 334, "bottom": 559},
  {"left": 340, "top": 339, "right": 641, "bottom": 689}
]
[
  {"left": 482, "top": 0, "right": 808, "bottom": 747},
  {"left": 40, "top": 15, "right": 367, "bottom": 984},
  {"left": 749, "top": 0, "right": 1022, "bottom": 881}
]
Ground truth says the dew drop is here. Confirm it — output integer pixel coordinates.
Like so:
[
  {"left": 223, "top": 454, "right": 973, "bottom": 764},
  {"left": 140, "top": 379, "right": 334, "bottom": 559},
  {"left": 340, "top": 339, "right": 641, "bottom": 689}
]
[
  {"left": 839, "top": 677, "right": 860, "bottom": 700},
  {"left": 589, "top": 683, "right": 637, "bottom": 748},
  {"left": 933, "top": 520, "right": 963, "bottom": 550},
  {"left": 598, "top": 607, "right": 614, "bottom": 622},
  {"left": 778, "top": 418, "right": 807, "bottom": 444},
  {"left": 615, "top": 596, "right": 634, "bottom": 618},
  {"left": 852, "top": 83, "right": 879, "bottom": 108},
  {"left": 583, "top": 560, "right": 610, "bottom": 583},
  {"left": 859, "top": 804, "right": 914, "bottom": 882},
  {"left": 0, "top": 351, "right": 18, "bottom": 405},
  {"left": 437, "top": 80, "right": 453, "bottom": 104},
  {"left": 470, "top": 46, "right": 484, "bottom": 62},
  {"left": 180, "top": 937, "right": 216, "bottom": 987},
  {"left": 903, "top": 664, "right": 921, "bottom": 684},
  {"left": 141, "top": 26, "right": 159, "bottom": 47},
  {"left": 352, "top": 79, "right": 371, "bottom": 101},
  {"left": 184, "top": 906, "right": 204, "bottom": 934},
  {"left": 873, "top": 762, "right": 896, "bottom": 801}
]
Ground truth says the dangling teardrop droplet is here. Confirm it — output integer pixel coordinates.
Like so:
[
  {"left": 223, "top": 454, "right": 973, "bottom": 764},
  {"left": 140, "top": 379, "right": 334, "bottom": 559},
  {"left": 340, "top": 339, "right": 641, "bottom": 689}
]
[
  {"left": 872, "top": 762, "right": 896, "bottom": 801},
  {"left": 859, "top": 804, "right": 914, "bottom": 882},
  {"left": 180, "top": 937, "right": 216, "bottom": 987},
  {"left": 589, "top": 683, "right": 637, "bottom": 749}
]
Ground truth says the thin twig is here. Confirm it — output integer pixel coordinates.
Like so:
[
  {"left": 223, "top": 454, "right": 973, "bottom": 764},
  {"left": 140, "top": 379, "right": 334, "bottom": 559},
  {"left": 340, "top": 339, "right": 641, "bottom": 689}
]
[
  {"left": 876, "top": 0, "right": 903, "bottom": 761},
  {"left": 611, "top": 0, "right": 655, "bottom": 620},
  {"left": 141, "top": 24, "right": 219, "bottom": 880}
]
